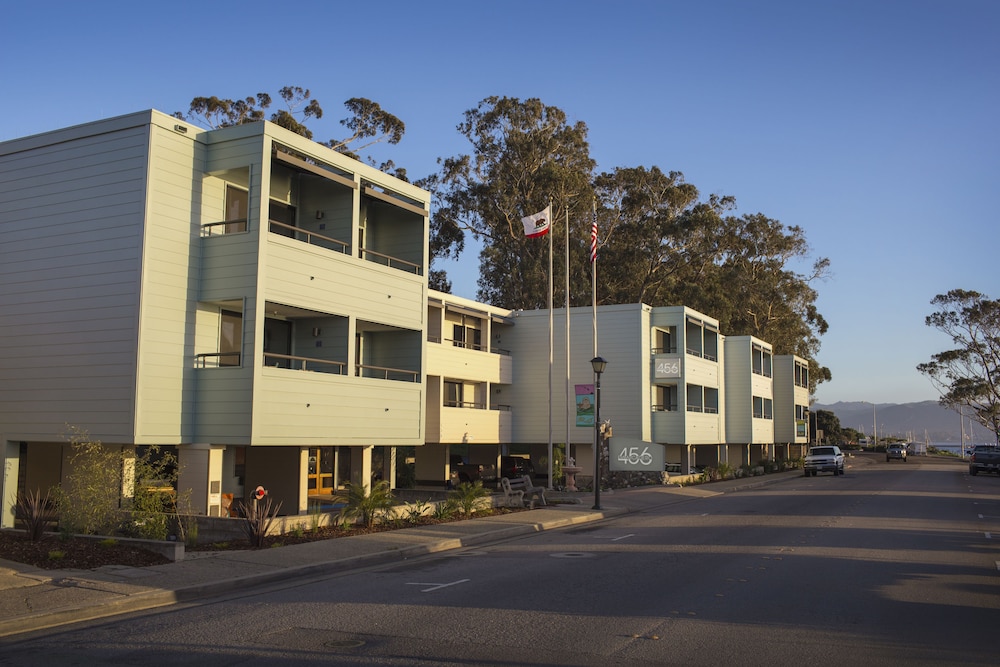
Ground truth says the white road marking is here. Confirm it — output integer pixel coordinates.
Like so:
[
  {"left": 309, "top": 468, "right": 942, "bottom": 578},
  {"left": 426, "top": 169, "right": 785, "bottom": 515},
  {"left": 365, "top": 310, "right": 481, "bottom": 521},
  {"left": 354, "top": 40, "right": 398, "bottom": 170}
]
[{"left": 406, "top": 579, "right": 470, "bottom": 593}]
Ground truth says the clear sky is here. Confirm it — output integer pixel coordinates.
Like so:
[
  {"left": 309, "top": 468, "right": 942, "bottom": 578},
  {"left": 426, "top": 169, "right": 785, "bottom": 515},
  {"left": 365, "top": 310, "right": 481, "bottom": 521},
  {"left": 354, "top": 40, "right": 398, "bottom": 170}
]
[{"left": 3, "top": 1, "right": 996, "bottom": 405}]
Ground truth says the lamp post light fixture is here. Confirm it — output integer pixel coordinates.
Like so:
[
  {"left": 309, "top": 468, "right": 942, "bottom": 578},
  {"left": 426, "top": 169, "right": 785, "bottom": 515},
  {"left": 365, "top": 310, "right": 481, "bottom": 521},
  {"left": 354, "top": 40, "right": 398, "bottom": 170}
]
[{"left": 591, "top": 356, "right": 608, "bottom": 510}]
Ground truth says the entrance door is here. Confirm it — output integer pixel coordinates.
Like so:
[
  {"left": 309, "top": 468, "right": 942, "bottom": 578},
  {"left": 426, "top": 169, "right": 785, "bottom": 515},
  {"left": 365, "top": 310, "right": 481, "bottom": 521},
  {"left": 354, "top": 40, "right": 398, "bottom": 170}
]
[{"left": 307, "top": 447, "right": 335, "bottom": 495}]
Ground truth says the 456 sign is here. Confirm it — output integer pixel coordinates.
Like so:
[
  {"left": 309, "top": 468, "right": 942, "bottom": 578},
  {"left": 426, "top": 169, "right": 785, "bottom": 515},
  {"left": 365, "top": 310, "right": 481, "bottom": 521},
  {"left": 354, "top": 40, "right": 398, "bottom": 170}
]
[{"left": 608, "top": 439, "right": 665, "bottom": 472}]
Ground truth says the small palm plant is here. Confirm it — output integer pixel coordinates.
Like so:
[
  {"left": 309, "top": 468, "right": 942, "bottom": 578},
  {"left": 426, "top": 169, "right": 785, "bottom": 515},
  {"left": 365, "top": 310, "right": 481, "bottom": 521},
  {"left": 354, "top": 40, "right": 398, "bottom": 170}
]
[
  {"left": 343, "top": 480, "right": 394, "bottom": 529},
  {"left": 448, "top": 481, "right": 491, "bottom": 519}
]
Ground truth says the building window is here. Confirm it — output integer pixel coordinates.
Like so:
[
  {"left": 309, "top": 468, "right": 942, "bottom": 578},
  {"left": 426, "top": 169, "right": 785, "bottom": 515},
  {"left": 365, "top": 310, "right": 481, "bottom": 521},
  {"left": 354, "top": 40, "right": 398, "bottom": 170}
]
[
  {"left": 752, "top": 345, "right": 773, "bottom": 377},
  {"left": 753, "top": 396, "right": 773, "bottom": 420},
  {"left": 686, "top": 384, "right": 704, "bottom": 412},
  {"left": 453, "top": 322, "right": 483, "bottom": 350},
  {"left": 445, "top": 381, "right": 463, "bottom": 407},
  {"left": 653, "top": 327, "right": 676, "bottom": 354},
  {"left": 795, "top": 361, "right": 809, "bottom": 388},
  {"left": 224, "top": 185, "right": 248, "bottom": 233},
  {"left": 219, "top": 309, "right": 242, "bottom": 366},
  {"left": 654, "top": 385, "right": 677, "bottom": 411}
]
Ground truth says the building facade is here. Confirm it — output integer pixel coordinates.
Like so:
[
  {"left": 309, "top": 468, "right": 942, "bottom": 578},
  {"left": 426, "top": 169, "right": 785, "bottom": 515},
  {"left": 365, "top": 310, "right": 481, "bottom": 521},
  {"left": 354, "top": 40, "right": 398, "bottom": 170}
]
[
  {"left": 0, "top": 111, "right": 812, "bottom": 526},
  {"left": 0, "top": 110, "right": 429, "bottom": 524}
]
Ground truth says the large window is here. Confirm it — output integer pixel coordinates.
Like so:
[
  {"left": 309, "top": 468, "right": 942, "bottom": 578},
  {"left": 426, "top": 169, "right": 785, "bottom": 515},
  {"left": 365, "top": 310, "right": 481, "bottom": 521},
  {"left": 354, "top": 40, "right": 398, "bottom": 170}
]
[
  {"left": 794, "top": 361, "right": 809, "bottom": 388},
  {"left": 219, "top": 309, "right": 242, "bottom": 366},
  {"left": 654, "top": 385, "right": 678, "bottom": 411},
  {"left": 753, "top": 396, "right": 773, "bottom": 420},
  {"left": 444, "top": 381, "right": 464, "bottom": 407},
  {"left": 224, "top": 185, "right": 248, "bottom": 233},
  {"left": 752, "top": 344, "right": 772, "bottom": 377},
  {"left": 452, "top": 322, "right": 483, "bottom": 350}
]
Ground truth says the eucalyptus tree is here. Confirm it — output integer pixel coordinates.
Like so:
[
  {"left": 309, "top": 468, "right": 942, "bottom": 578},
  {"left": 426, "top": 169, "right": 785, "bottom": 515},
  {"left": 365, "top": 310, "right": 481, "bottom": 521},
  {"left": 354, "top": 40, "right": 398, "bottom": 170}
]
[
  {"left": 918, "top": 289, "right": 1000, "bottom": 444},
  {"left": 425, "top": 96, "right": 596, "bottom": 309},
  {"left": 174, "top": 86, "right": 406, "bottom": 171}
]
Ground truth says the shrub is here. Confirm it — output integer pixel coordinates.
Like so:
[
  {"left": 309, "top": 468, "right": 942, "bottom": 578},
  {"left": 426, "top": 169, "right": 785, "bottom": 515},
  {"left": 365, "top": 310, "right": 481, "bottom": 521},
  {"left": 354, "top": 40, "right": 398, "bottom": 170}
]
[
  {"left": 448, "top": 481, "right": 491, "bottom": 518},
  {"left": 15, "top": 488, "right": 52, "bottom": 542},
  {"left": 342, "top": 480, "right": 394, "bottom": 528},
  {"left": 406, "top": 499, "right": 431, "bottom": 523},
  {"left": 236, "top": 496, "right": 283, "bottom": 548}
]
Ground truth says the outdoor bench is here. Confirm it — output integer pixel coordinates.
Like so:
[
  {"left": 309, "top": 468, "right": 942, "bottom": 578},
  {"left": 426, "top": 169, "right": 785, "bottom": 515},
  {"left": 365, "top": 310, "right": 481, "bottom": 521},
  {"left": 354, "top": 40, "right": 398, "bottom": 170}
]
[{"left": 501, "top": 475, "right": 547, "bottom": 508}]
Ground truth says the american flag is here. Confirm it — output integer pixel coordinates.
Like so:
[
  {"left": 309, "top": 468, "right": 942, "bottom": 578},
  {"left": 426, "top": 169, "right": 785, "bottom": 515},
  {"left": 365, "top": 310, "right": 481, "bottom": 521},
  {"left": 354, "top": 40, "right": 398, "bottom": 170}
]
[{"left": 590, "top": 209, "right": 598, "bottom": 262}]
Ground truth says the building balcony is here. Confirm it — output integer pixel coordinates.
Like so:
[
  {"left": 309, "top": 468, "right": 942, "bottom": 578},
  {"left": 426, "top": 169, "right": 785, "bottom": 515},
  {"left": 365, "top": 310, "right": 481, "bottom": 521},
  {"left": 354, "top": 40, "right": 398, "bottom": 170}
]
[{"left": 427, "top": 403, "right": 512, "bottom": 444}]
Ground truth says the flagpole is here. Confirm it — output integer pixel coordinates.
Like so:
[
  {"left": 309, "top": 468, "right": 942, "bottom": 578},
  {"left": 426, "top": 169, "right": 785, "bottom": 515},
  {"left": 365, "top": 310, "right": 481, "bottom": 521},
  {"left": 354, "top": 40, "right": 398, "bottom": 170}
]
[
  {"left": 547, "top": 200, "right": 554, "bottom": 493},
  {"left": 591, "top": 199, "right": 599, "bottom": 491},
  {"left": 563, "top": 206, "right": 570, "bottom": 490}
]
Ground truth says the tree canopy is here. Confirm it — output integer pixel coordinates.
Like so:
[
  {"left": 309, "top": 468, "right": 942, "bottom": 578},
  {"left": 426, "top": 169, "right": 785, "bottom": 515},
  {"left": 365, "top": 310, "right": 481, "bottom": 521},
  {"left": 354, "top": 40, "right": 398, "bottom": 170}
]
[
  {"left": 918, "top": 289, "right": 1000, "bottom": 443},
  {"left": 174, "top": 86, "right": 405, "bottom": 174},
  {"left": 427, "top": 96, "right": 831, "bottom": 389}
]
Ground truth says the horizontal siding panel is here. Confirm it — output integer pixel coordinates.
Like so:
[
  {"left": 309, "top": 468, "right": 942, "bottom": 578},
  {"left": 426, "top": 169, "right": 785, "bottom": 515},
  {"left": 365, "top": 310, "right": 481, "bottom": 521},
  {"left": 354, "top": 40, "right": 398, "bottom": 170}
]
[
  {"left": 253, "top": 370, "right": 423, "bottom": 445},
  {"left": 265, "top": 238, "right": 424, "bottom": 330}
]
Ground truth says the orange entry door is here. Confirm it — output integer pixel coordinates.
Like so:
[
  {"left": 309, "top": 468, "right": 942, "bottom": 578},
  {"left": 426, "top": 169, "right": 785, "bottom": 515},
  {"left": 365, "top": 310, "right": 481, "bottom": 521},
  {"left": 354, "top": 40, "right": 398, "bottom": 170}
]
[{"left": 308, "top": 447, "right": 335, "bottom": 495}]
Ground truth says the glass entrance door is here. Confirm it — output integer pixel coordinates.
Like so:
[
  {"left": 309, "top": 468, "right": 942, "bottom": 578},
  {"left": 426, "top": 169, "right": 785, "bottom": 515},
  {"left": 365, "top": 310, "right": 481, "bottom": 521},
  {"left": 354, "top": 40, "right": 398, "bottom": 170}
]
[{"left": 307, "top": 447, "right": 335, "bottom": 495}]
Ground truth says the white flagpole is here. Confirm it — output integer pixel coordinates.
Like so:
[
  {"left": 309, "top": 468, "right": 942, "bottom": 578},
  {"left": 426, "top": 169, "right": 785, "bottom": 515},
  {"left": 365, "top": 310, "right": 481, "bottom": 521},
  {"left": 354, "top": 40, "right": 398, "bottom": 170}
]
[
  {"left": 563, "top": 206, "right": 571, "bottom": 489},
  {"left": 592, "top": 199, "right": 598, "bottom": 356},
  {"left": 547, "top": 201, "right": 554, "bottom": 492},
  {"left": 591, "top": 199, "right": 599, "bottom": 490}
]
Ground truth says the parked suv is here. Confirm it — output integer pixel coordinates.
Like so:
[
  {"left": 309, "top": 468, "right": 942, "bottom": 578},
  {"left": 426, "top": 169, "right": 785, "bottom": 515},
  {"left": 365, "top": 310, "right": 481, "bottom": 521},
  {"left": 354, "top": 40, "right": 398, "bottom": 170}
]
[
  {"left": 886, "top": 443, "right": 908, "bottom": 462},
  {"left": 804, "top": 446, "right": 845, "bottom": 476}
]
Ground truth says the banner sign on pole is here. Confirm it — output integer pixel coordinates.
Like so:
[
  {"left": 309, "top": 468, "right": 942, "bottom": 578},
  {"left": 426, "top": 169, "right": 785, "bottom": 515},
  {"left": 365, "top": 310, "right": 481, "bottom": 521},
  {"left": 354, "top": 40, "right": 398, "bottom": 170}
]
[{"left": 575, "top": 384, "right": 595, "bottom": 427}]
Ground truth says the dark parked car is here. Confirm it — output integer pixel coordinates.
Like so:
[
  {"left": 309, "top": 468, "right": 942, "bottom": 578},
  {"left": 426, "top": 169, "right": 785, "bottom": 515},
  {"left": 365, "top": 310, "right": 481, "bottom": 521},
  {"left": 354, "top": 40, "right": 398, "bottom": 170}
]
[{"left": 500, "top": 456, "right": 535, "bottom": 479}]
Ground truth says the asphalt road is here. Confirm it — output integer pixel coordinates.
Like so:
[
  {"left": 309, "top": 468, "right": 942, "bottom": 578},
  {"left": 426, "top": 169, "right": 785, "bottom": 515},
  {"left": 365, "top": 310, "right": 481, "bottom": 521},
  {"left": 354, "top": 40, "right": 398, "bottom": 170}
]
[{"left": 2, "top": 453, "right": 998, "bottom": 666}]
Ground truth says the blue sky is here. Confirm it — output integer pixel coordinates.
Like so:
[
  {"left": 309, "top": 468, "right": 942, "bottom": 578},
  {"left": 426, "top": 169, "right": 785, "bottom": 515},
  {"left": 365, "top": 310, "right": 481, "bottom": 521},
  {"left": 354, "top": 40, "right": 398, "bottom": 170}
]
[{"left": 3, "top": 1, "right": 996, "bottom": 405}]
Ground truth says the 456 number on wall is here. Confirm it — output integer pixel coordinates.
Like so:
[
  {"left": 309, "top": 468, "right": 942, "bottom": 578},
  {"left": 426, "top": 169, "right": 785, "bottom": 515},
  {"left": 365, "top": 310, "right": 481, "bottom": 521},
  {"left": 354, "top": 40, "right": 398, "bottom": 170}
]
[{"left": 609, "top": 439, "right": 665, "bottom": 471}]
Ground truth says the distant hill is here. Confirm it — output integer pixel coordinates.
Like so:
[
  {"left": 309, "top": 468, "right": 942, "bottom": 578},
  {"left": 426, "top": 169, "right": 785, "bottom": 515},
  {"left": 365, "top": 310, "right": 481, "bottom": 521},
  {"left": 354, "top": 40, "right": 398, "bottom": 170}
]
[{"left": 814, "top": 400, "right": 993, "bottom": 443}]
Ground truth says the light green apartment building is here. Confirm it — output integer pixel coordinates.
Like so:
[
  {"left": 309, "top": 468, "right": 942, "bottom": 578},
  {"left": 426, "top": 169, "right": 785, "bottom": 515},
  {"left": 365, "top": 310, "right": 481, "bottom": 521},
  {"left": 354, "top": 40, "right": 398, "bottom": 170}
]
[{"left": 0, "top": 111, "right": 809, "bottom": 526}]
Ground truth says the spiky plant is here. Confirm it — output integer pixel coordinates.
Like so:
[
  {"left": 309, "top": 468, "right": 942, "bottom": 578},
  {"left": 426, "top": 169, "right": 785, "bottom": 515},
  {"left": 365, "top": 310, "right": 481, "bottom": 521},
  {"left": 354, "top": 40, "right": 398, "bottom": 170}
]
[
  {"left": 15, "top": 489, "right": 52, "bottom": 541},
  {"left": 448, "top": 481, "right": 491, "bottom": 519},
  {"left": 237, "top": 496, "right": 283, "bottom": 547},
  {"left": 343, "top": 480, "right": 394, "bottom": 528}
]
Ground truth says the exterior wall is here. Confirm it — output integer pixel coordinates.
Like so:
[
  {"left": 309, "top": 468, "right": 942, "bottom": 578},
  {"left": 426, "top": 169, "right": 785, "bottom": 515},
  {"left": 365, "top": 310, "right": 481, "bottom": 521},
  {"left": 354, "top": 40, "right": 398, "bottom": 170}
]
[
  {"left": 135, "top": 119, "right": 206, "bottom": 443},
  {"left": 724, "top": 335, "right": 775, "bottom": 445},
  {"left": 507, "top": 303, "right": 648, "bottom": 447},
  {"left": 773, "top": 355, "right": 809, "bottom": 444},
  {"left": 0, "top": 113, "right": 166, "bottom": 444}
]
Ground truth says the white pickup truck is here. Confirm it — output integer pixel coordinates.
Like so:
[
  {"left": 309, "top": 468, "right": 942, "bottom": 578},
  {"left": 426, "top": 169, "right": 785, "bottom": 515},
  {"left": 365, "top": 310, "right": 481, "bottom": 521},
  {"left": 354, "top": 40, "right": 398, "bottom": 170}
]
[{"left": 804, "top": 445, "right": 845, "bottom": 477}]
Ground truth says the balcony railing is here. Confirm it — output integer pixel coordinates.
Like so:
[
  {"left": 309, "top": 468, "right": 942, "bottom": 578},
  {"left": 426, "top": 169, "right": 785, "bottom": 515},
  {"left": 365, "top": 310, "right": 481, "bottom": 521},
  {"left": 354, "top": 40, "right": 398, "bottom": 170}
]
[
  {"left": 268, "top": 220, "right": 350, "bottom": 254},
  {"left": 652, "top": 403, "right": 679, "bottom": 412},
  {"left": 427, "top": 335, "right": 511, "bottom": 355},
  {"left": 356, "top": 363, "right": 420, "bottom": 382},
  {"left": 194, "top": 352, "right": 241, "bottom": 368},
  {"left": 264, "top": 352, "right": 347, "bottom": 374},
  {"left": 359, "top": 248, "right": 422, "bottom": 275}
]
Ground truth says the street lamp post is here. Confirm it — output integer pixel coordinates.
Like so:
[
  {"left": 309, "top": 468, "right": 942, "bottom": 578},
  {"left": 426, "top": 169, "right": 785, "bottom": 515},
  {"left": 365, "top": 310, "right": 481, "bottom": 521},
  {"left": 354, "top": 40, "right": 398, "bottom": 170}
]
[{"left": 591, "top": 356, "right": 608, "bottom": 510}]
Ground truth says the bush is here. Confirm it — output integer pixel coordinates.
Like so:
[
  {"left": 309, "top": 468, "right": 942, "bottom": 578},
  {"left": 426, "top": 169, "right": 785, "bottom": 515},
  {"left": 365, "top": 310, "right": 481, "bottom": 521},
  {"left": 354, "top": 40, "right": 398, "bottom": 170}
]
[
  {"left": 342, "top": 480, "right": 394, "bottom": 528},
  {"left": 15, "top": 488, "right": 52, "bottom": 542},
  {"left": 449, "top": 481, "right": 491, "bottom": 518},
  {"left": 236, "top": 496, "right": 283, "bottom": 548}
]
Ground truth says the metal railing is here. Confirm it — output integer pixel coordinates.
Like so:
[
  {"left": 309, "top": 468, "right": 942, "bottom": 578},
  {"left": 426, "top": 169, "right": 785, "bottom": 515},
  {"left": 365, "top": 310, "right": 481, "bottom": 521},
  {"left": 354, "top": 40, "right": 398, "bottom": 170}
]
[
  {"left": 356, "top": 363, "right": 420, "bottom": 382},
  {"left": 268, "top": 220, "right": 350, "bottom": 254},
  {"left": 652, "top": 403, "right": 679, "bottom": 412},
  {"left": 194, "top": 352, "right": 241, "bottom": 368},
  {"left": 263, "top": 353, "right": 347, "bottom": 374},
  {"left": 359, "top": 248, "right": 422, "bottom": 275}
]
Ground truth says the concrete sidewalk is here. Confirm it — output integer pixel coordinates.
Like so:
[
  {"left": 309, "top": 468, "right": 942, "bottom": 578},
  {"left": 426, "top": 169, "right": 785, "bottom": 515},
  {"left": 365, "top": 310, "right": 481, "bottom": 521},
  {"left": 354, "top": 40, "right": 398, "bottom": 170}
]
[{"left": 0, "top": 473, "right": 799, "bottom": 638}]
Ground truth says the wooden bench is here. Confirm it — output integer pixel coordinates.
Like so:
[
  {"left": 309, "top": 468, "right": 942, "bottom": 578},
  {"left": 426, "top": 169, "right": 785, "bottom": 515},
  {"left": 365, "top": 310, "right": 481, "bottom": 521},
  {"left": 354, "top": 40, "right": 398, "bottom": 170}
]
[{"left": 501, "top": 475, "right": 547, "bottom": 508}]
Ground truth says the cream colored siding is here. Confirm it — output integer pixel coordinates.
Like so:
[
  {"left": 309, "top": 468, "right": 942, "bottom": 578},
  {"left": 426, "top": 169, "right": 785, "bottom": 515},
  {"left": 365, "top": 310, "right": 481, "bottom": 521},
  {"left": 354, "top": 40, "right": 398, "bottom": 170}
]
[
  {"left": 264, "top": 239, "right": 424, "bottom": 330},
  {"left": 0, "top": 114, "right": 152, "bottom": 442},
  {"left": 134, "top": 121, "right": 202, "bottom": 443},
  {"left": 252, "top": 371, "right": 423, "bottom": 446}
]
